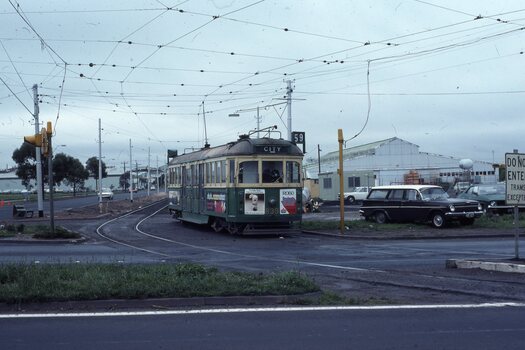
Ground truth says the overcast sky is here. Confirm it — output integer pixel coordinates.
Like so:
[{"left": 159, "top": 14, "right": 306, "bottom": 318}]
[{"left": 1, "top": 0, "right": 523, "bottom": 172}]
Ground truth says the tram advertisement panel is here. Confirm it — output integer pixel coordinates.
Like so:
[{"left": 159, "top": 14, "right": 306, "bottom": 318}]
[
  {"left": 280, "top": 189, "right": 297, "bottom": 215},
  {"left": 206, "top": 192, "right": 226, "bottom": 213},
  {"left": 244, "top": 189, "right": 265, "bottom": 215}
]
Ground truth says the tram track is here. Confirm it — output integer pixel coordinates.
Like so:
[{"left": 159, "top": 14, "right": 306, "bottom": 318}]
[{"left": 95, "top": 203, "right": 525, "bottom": 303}]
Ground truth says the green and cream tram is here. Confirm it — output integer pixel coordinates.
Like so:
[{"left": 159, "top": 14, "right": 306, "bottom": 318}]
[{"left": 167, "top": 134, "right": 303, "bottom": 234}]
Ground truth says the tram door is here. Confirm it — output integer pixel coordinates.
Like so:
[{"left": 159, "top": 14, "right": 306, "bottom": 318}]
[
  {"left": 181, "top": 166, "right": 187, "bottom": 210},
  {"left": 198, "top": 163, "right": 204, "bottom": 213}
]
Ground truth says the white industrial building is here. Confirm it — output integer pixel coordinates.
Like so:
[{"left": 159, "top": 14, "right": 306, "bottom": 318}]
[{"left": 303, "top": 137, "right": 498, "bottom": 200}]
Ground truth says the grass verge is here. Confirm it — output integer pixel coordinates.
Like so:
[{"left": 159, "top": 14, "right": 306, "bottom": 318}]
[
  {"left": 0, "top": 224, "right": 81, "bottom": 239},
  {"left": 300, "top": 213, "right": 525, "bottom": 231},
  {"left": 0, "top": 263, "right": 320, "bottom": 304}
]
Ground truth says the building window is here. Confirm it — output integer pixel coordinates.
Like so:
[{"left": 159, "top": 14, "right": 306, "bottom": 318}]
[
  {"left": 347, "top": 176, "right": 361, "bottom": 188},
  {"left": 323, "top": 178, "right": 332, "bottom": 189}
]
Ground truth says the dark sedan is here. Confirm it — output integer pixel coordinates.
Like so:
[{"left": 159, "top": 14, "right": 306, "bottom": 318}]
[
  {"left": 457, "top": 183, "right": 510, "bottom": 214},
  {"left": 360, "top": 185, "right": 483, "bottom": 228}
]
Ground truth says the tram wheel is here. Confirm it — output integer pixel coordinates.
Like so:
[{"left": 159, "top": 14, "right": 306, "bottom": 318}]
[
  {"left": 227, "top": 223, "right": 246, "bottom": 235},
  {"left": 211, "top": 218, "right": 225, "bottom": 233}
]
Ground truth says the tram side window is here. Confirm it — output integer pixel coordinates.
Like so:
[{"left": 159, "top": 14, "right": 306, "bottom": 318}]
[
  {"left": 238, "top": 161, "right": 259, "bottom": 184},
  {"left": 176, "top": 167, "right": 181, "bottom": 185},
  {"left": 221, "top": 161, "right": 226, "bottom": 183},
  {"left": 205, "top": 163, "right": 211, "bottom": 184},
  {"left": 185, "top": 166, "right": 191, "bottom": 185},
  {"left": 229, "top": 160, "right": 235, "bottom": 184},
  {"left": 262, "top": 161, "right": 283, "bottom": 183},
  {"left": 215, "top": 161, "right": 221, "bottom": 183},
  {"left": 286, "top": 161, "right": 300, "bottom": 183}
]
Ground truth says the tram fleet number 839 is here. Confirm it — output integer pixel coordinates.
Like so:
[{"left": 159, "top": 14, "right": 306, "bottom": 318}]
[{"left": 167, "top": 133, "right": 304, "bottom": 235}]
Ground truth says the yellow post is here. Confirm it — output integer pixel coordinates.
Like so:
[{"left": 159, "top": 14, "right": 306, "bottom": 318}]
[{"left": 338, "top": 129, "right": 345, "bottom": 234}]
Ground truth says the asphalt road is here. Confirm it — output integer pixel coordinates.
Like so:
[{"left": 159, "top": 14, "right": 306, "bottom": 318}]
[
  {"left": 2, "top": 200, "right": 524, "bottom": 304},
  {"left": 1, "top": 305, "right": 524, "bottom": 350},
  {"left": 2, "top": 200, "right": 525, "bottom": 348},
  {"left": 0, "top": 190, "right": 150, "bottom": 221}
]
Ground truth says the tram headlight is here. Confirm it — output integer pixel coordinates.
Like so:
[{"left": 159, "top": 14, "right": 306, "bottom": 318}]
[{"left": 269, "top": 198, "right": 277, "bottom": 208}]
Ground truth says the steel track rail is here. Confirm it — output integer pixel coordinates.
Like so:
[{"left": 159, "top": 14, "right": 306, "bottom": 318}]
[{"left": 97, "top": 203, "right": 525, "bottom": 301}]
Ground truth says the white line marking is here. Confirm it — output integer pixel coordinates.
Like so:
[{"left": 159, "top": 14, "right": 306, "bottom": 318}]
[
  {"left": 134, "top": 207, "right": 373, "bottom": 272},
  {"left": 1, "top": 303, "right": 523, "bottom": 319}
]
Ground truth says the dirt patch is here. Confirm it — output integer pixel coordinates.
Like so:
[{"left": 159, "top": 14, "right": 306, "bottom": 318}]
[{"left": 54, "top": 193, "right": 167, "bottom": 220}]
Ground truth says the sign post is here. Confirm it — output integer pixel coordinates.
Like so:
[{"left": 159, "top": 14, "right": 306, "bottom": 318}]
[
  {"left": 291, "top": 131, "right": 305, "bottom": 153},
  {"left": 505, "top": 150, "right": 525, "bottom": 259}
]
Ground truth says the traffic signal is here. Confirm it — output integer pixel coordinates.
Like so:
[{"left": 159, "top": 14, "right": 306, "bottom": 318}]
[
  {"left": 24, "top": 133, "right": 43, "bottom": 147},
  {"left": 23, "top": 121, "right": 52, "bottom": 156},
  {"left": 40, "top": 128, "right": 49, "bottom": 156}
]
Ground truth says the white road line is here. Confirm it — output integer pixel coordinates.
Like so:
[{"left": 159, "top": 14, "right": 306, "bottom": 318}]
[
  {"left": 1, "top": 303, "right": 524, "bottom": 319},
  {"left": 135, "top": 207, "right": 373, "bottom": 272}
]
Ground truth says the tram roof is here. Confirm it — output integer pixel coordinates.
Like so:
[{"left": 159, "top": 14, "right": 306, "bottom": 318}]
[{"left": 169, "top": 136, "right": 303, "bottom": 164}]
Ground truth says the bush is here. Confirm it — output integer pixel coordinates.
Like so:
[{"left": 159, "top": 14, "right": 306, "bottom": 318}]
[{"left": 31, "top": 225, "right": 80, "bottom": 239}]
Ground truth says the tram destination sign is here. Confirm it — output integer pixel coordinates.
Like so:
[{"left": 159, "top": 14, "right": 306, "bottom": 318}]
[{"left": 505, "top": 152, "right": 525, "bottom": 206}]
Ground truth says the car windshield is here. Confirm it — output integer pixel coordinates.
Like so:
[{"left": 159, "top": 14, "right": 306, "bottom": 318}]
[
  {"left": 478, "top": 184, "right": 505, "bottom": 195},
  {"left": 420, "top": 187, "right": 449, "bottom": 200}
]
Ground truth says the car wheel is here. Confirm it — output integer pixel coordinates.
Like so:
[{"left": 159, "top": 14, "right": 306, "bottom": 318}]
[
  {"left": 374, "top": 211, "right": 387, "bottom": 224},
  {"left": 431, "top": 212, "right": 446, "bottom": 228},
  {"left": 347, "top": 196, "right": 355, "bottom": 204}
]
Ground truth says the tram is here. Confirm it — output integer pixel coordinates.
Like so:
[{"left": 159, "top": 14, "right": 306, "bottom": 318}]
[{"left": 167, "top": 129, "right": 303, "bottom": 234}]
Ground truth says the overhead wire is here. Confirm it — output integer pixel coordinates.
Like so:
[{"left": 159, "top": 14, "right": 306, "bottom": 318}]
[{"left": 0, "top": 39, "right": 32, "bottom": 101}]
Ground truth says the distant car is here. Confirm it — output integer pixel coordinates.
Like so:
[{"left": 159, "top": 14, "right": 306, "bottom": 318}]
[
  {"left": 360, "top": 185, "right": 483, "bottom": 228},
  {"left": 457, "top": 183, "right": 509, "bottom": 214},
  {"left": 452, "top": 182, "right": 470, "bottom": 195},
  {"left": 100, "top": 188, "right": 114, "bottom": 200},
  {"left": 339, "top": 186, "right": 371, "bottom": 203}
]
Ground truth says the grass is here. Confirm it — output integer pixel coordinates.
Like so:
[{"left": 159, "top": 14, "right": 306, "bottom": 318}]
[
  {"left": 300, "top": 213, "right": 525, "bottom": 231},
  {"left": 0, "top": 224, "right": 81, "bottom": 239},
  {"left": 300, "top": 220, "right": 418, "bottom": 231},
  {"left": 0, "top": 263, "right": 320, "bottom": 304},
  {"left": 29, "top": 225, "right": 81, "bottom": 239}
]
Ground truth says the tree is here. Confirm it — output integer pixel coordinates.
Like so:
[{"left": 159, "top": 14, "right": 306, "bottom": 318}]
[
  {"left": 86, "top": 156, "right": 107, "bottom": 191},
  {"left": 12, "top": 142, "right": 49, "bottom": 190},
  {"left": 53, "top": 153, "right": 89, "bottom": 196},
  {"left": 85, "top": 157, "right": 107, "bottom": 179},
  {"left": 119, "top": 171, "right": 130, "bottom": 190}
]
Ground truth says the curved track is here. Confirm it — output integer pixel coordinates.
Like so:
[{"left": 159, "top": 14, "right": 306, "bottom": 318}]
[{"left": 95, "top": 202, "right": 525, "bottom": 303}]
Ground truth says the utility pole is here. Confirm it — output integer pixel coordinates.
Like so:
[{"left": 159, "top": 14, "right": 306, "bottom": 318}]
[
  {"left": 123, "top": 161, "right": 126, "bottom": 191},
  {"left": 98, "top": 118, "right": 103, "bottom": 213},
  {"left": 129, "top": 139, "right": 133, "bottom": 202},
  {"left": 338, "top": 129, "right": 345, "bottom": 234},
  {"left": 33, "top": 84, "right": 44, "bottom": 217},
  {"left": 286, "top": 80, "right": 293, "bottom": 141},
  {"left": 156, "top": 155, "right": 159, "bottom": 194},
  {"left": 147, "top": 146, "right": 151, "bottom": 196},
  {"left": 136, "top": 161, "right": 139, "bottom": 192},
  {"left": 317, "top": 144, "right": 322, "bottom": 175},
  {"left": 46, "top": 122, "right": 55, "bottom": 235}
]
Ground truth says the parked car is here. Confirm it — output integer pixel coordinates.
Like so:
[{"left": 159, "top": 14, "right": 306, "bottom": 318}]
[
  {"left": 339, "top": 186, "right": 371, "bottom": 204},
  {"left": 457, "top": 183, "right": 509, "bottom": 214},
  {"left": 100, "top": 188, "right": 114, "bottom": 200},
  {"left": 451, "top": 181, "right": 470, "bottom": 195},
  {"left": 360, "top": 185, "right": 483, "bottom": 228}
]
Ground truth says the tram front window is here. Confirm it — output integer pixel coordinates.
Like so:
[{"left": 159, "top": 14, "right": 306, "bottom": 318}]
[
  {"left": 238, "top": 161, "right": 259, "bottom": 183},
  {"left": 262, "top": 161, "right": 283, "bottom": 183},
  {"left": 286, "top": 161, "right": 300, "bottom": 183}
]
